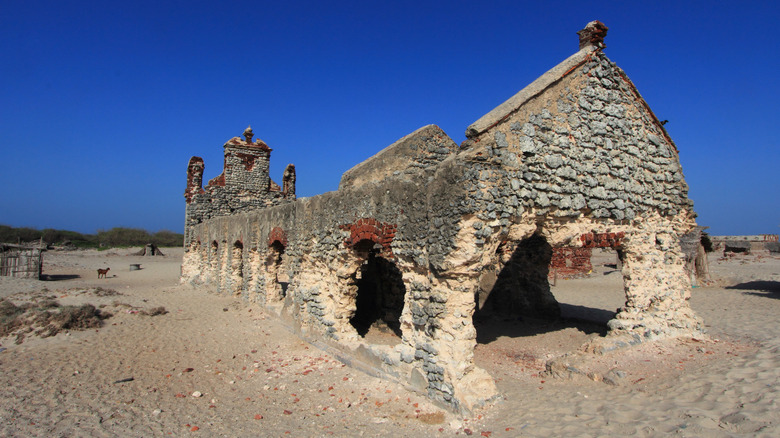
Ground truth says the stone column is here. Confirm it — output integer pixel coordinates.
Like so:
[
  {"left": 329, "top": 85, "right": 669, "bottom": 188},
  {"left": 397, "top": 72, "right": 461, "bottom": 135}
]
[
  {"left": 602, "top": 227, "right": 703, "bottom": 350},
  {"left": 283, "top": 164, "right": 296, "bottom": 199},
  {"left": 424, "top": 276, "right": 498, "bottom": 412}
]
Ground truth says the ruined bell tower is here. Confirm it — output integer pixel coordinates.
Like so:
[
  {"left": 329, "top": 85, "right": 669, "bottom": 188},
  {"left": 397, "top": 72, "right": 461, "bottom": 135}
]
[{"left": 222, "top": 125, "right": 273, "bottom": 192}]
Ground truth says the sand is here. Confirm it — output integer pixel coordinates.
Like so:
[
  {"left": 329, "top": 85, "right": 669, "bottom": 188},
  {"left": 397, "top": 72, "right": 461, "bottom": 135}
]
[{"left": 0, "top": 247, "right": 778, "bottom": 436}]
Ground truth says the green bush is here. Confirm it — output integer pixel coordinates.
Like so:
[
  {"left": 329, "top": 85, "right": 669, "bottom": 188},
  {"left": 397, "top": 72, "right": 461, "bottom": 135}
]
[{"left": 0, "top": 225, "right": 183, "bottom": 248}]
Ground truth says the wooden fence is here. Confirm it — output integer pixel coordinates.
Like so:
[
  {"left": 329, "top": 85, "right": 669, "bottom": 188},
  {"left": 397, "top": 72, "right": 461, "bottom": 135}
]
[{"left": 0, "top": 244, "right": 44, "bottom": 279}]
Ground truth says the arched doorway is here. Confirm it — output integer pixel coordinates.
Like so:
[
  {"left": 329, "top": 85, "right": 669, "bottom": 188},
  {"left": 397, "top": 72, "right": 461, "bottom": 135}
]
[
  {"left": 265, "top": 240, "right": 288, "bottom": 302},
  {"left": 209, "top": 240, "right": 219, "bottom": 283},
  {"left": 348, "top": 239, "right": 405, "bottom": 342},
  {"left": 474, "top": 234, "right": 560, "bottom": 323},
  {"left": 230, "top": 240, "right": 244, "bottom": 296}
]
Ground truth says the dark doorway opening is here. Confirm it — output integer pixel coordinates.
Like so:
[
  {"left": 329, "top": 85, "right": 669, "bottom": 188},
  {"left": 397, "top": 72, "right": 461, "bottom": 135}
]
[
  {"left": 349, "top": 240, "right": 405, "bottom": 341},
  {"left": 231, "top": 241, "right": 244, "bottom": 296},
  {"left": 472, "top": 235, "right": 610, "bottom": 382},
  {"left": 267, "top": 241, "right": 288, "bottom": 298},
  {"left": 210, "top": 241, "right": 219, "bottom": 280},
  {"left": 474, "top": 234, "right": 560, "bottom": 325}
]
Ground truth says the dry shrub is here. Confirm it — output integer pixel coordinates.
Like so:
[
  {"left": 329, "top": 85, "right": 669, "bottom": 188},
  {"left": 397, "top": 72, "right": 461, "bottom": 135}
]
[
  {"left": 0, "top": 299, "right": 112, "bottom": 343},
  {"left": 41, "top": 304, "right": 110, "bottom": 330},
  {"left": 140, "top": 306, "right": 168, "bottom": 316},
  {"left": 89, "top": 287, "right": 120, "bottom": 297},
  {"left": 0, "top": 300, "right": 27, "bottom": 337},
  {"left": 36, "top": 299, "right": 60, "bottom": 309}
]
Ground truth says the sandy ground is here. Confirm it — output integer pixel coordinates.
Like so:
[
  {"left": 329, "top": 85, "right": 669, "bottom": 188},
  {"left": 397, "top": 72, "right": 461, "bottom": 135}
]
[{"left": 1, "top": 248, "right": 779, "bottom": 437}]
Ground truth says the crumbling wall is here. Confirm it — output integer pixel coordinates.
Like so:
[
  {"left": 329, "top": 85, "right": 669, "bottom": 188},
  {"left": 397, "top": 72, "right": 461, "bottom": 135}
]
[
  {"left": 459, "top": 29, "right": 700, "bottom": 351},
  {"left": 183, "top": 127, "right": 296, "bottom": 249},
  {"left": 549, "top": 247, "right": 593, "bottom": 279},
  {"left": 181, "top": 21, "right": 702, "bottom": 413}
]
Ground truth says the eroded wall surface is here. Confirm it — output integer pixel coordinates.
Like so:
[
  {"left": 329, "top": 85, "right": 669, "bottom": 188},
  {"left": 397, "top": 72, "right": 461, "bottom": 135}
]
[{"left": 181, "top": 22, "right": 702, "bottom": 413}]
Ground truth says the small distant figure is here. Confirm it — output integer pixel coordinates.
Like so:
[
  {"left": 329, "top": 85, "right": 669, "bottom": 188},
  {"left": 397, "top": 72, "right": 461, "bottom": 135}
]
[{"left": 97, "top": 267, "right": 110, "bottom": 278}]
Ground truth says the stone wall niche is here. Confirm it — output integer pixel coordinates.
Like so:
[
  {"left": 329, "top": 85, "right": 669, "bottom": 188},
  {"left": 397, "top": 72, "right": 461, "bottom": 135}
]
[
  {"left": 265, "top": 241, "right": 287, "bottom": 303},
  {"left": 230, "top": 240, "right": 244, "bottom": 296}
]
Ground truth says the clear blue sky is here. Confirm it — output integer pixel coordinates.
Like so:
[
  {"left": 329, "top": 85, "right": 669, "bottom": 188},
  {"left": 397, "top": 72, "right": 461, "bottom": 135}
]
[{"left": 1, "top": 1, "right": 778, "bottom": 236}]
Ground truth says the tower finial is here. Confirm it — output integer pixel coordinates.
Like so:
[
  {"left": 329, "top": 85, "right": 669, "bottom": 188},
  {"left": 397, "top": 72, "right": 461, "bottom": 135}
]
[
  {"left": 243, "top": 125, "right": 254, "bottom": 143},
  {"left": 577, "top": 21, "right": 608, "bottom": 50}
]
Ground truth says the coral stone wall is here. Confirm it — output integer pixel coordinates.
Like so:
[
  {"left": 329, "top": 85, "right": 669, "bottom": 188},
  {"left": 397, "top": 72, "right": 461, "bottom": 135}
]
[
  {"left": 183, "top": 131, "right": 295, "bottom": 250},
  {"left": 182, "top": 23, "right": 703, "bottom": 413}
]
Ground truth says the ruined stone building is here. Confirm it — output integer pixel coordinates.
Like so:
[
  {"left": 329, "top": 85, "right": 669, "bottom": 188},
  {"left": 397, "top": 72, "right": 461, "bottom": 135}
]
[{"left": 182, "top": 22, "right": 702, "bottom": 412}]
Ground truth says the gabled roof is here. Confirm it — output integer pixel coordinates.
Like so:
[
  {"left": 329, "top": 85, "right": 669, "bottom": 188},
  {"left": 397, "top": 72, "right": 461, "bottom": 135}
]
[
  {"left": 465, "top": 20, "right": 677, "bottom": 152},
  {"left": 465, "top": 45, "right": 599, "bottom": 139}
]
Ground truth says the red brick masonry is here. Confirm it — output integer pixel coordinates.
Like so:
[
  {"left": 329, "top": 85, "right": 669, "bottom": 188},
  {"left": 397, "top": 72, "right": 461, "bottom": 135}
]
[{"left": 339, "top": 218, "right": 398, "bottom": 259}]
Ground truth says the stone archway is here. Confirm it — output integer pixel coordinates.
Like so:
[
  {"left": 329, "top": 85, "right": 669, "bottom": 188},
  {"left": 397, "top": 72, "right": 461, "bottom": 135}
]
[
  {"left": 230, "top": 240, "right": 244, "bottom": 296},
  {"left": 264, "top": 227, "right": 289, "bottom": 306},
  {"left": 209, "top": 240, "right": 219, "bottom": 284},
  {"left": 337, "top": 218, "right": 405, "bottom": 344},
  {"left": 474, "top": 234, "right": 560, "bottom": 323},
  {"left": 348, "top": 239, "right": 406, "bottom": 341},
  {"left": 265, "top": 241, "right": 287, "bottom": 303}
]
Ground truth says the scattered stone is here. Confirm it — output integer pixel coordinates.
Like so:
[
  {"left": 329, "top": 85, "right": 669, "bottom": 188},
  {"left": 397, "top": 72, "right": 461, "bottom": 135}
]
[{"left": 603, "top": 369, "right": 627, "bottom": 386}]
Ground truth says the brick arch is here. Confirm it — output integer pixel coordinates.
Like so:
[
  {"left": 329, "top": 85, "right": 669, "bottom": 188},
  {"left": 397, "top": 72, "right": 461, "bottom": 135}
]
[
  {"left": 580, "top": 232, "right": 625, "bottom": 248},
  {"left": 268, "top": 227, "right": 288, "bottom": 249},
  {"left": 339, "top": 218, "right": 397, "bottom": 259}
]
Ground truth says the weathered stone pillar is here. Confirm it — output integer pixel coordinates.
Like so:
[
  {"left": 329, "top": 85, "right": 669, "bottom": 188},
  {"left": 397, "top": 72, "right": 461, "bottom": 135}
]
[
  {"left": 283, "top": 164, "right": 296, "bottom": 199},
  {"left": 423, "top": 276, "right": 498, "bottom": 412},
  {"left": 183, "top": 156, "right": 205, "bottom": 247},
  {"left": 180, "top": 240, "right": 202, "bottom": 284},
  {"left": 599, "top": 225, "right": 703, "bottom": 350}
]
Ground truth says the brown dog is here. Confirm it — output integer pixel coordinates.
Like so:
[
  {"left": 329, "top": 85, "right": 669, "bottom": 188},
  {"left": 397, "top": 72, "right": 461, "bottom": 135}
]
[{"left": 97, "top": 267, "right": 110, "bottom": 278}]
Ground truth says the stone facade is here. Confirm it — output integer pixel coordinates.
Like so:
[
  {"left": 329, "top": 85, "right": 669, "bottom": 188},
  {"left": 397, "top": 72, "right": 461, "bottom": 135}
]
[{"left": 181, "top": 22, "right": 703, "bottom": 413}]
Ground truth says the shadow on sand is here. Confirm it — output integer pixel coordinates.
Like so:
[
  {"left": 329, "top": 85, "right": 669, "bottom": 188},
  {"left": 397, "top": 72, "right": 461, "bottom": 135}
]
[
  {"left": 474, "top": 305, "right": 611, "bottom": 345},
  {"left": 727, "top": 280, "right": 780, "bottom": 299},
  {"left": 42, "top": 274, "right": 81, "bottom": 281}
]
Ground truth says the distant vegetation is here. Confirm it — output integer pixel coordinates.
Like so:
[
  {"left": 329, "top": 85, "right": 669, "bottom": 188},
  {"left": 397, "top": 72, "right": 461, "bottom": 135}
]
[{"left": 0, "top": 225, "right": 183, "bottom": 248}]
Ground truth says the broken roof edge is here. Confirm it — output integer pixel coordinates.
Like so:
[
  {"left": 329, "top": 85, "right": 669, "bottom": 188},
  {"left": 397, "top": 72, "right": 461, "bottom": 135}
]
[
  {"left": 611, "top": 66, "right": 680, "bottom": 154},
  {"left": 338, "top": 124, "right": 457, "bottom": 190},
  {"left": 465, "top": 45, "right": 599, "bottom": 139}
]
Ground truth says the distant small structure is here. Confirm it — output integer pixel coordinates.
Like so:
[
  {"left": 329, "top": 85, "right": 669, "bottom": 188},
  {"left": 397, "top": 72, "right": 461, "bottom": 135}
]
[
  {"left": 0, "top": 243, "right": 46, "bottom": 279},
  {"left": 135, "top": 243, "right": 165, "bottom": 256},
  {"left": 710, "top": 235, "right": 779, "bottom": 255},
  {"left": 723, "top": 241, "right": 752, "bottom": 254},
  {"left": 711, "top": 235, "right": 779, "bottom": 243}
]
